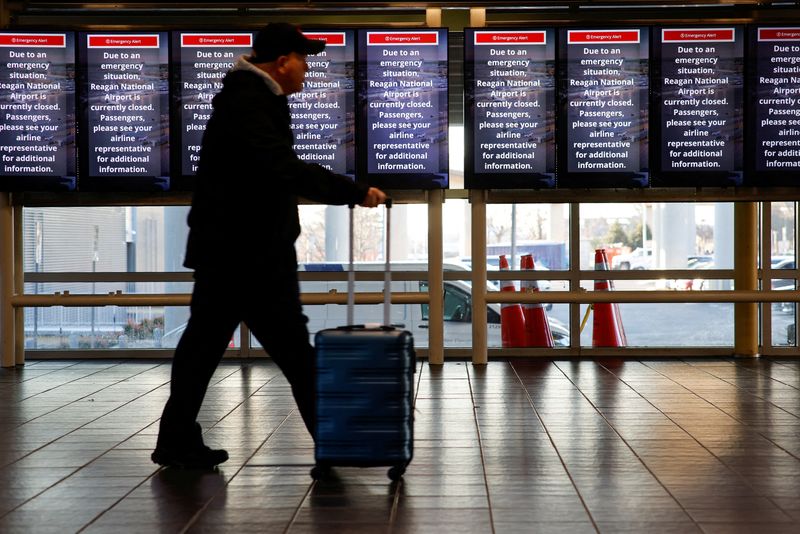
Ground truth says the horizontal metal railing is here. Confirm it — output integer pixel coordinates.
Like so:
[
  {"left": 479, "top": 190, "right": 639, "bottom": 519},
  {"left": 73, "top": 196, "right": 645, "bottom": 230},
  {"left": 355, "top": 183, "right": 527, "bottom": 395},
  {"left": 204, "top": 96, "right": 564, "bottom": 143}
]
[
  {"left": 11, "top": 287, "right": 799, "bottom": 307},
  {"left": 18, "top": 268, "right": 798, "bottom": 306},
  {"left": 488, "top": 290, "right": 800, "bottom": 304},
  {"left": 11, "top": 292, "right": 429, "bottom": 307}
]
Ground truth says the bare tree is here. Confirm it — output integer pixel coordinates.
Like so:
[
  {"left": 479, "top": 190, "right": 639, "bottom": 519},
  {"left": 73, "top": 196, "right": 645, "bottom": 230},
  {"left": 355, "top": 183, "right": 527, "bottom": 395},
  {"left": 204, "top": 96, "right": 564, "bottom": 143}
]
[{"left": 353, "top": 208, "right": 383, "bottom": 261}]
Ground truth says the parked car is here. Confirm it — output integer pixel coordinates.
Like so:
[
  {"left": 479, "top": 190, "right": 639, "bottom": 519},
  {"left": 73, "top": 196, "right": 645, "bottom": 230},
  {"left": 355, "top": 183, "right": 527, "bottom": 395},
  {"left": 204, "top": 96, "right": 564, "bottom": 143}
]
[
  {"left": 612, "top": 248, "right": 653, "bottom": 270},
  {"left": 298, "top": 261, "right": 569, "bottom": 347}
]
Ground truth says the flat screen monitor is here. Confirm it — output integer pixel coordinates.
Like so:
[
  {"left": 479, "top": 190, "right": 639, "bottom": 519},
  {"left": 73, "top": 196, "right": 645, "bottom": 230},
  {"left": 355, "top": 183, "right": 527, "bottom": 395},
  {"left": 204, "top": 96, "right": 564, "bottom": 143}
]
[
  {"left": 357, "top": 29, "right": 449, "bottom": 189},
  {"left": 171, "top": 31, "right": 253, "bottom": 190},
  {"left": 652, "top": 26, "right": 744, "bottom": 186},
  {"left": 464, "top": 28, "right": 556, "bottom": 189},
  {"left": 78, "top": 32, "right": 170, "bottom": 191},
  {"left": 0, "top": 31, "right": 76, "bottom": 191},
  {"left": 558, "top": 28, "right": 649, "bottom": 188},
  {"left": 290, "top": 30, "right": 356, "bottom": 179},
  {"left": 749, "top": 27, "right": 800, "bottom": 185}
]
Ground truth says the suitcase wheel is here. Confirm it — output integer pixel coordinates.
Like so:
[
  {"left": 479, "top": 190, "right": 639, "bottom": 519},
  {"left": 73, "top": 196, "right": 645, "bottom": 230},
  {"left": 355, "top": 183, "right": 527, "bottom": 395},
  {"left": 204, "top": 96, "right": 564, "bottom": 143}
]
[
  {"left": 310, "top": 464, "right": 330, "bottom": 480},
  {"left": 388, "top": 465, "right": 406, "bottom": 481}
]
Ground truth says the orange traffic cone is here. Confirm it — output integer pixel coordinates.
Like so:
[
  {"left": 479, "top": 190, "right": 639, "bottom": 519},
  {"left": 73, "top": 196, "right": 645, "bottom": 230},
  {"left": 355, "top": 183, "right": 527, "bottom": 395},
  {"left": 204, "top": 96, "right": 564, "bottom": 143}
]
[
  {"left": 499, "top": 254, "right": 526, "bottom": 348},
  {"left": 520, "top": 254, "right": 554, "bottom": 347},
  {"left": 592, "top": 248, "right": 627, "bottom": 347}
]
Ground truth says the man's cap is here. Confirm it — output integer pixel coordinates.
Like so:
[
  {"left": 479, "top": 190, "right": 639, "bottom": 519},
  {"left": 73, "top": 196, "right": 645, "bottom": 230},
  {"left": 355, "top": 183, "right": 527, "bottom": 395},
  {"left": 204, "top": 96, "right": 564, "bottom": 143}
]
[{"left": 251, "top": 23, "right": 325, "bottom": 62}]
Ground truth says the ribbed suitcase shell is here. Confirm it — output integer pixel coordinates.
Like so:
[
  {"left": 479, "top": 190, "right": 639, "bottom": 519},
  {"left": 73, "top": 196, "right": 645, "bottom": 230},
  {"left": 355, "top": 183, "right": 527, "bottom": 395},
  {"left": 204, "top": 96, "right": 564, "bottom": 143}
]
[{"left": 314, "top": 326, "right": 414, "bottom": 468}]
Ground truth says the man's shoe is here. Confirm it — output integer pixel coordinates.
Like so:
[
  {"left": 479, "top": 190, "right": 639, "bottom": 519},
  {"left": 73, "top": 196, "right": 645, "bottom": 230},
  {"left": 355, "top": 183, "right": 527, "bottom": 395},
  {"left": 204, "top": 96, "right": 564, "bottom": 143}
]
[{"left": 151, "top": 445, "right": 229, "bottom": 469}]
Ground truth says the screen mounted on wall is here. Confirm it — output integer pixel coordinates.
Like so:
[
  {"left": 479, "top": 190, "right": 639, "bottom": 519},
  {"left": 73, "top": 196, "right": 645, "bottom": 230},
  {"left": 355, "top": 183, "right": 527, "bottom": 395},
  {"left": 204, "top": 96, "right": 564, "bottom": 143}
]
[
  {"left": 464, "top": 29, "right": 556, "bottom": 189},
  {"left": 171, "top": 31, "right": 253, "bottom": 189},
  {"left": 653, "top": 26, "right": 744, "bottom": 186},
  {"left": 558, "top": 28, "right": 650, "bottom": 188},
  {"left": 358, "top": 29, "right": 449, "bottom": 189},
  {"left": 750, "top": 27, "right": 800, "bottom": 185},
  {"left": 78, "top": 32, "right": 170, "bottom": 191},
  {"left": 0, "top": 32, "right": 76, "bottom": 191},
  {"left": 290, "top": 30, "right": 356, "bottom": 179}
]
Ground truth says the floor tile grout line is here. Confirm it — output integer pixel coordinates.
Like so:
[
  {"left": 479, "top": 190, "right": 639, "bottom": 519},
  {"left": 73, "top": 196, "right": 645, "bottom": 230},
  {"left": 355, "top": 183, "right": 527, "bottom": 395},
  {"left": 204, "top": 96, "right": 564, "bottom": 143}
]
[
  {"left": 681, "top": 357, "right": 800, "bottom": 414},
  {"left": 631, "top": 360, "right": 800, "bottom": 520},
  {"left": 1, "top": 359, "right": 85, "bottom": 386},
  {"left": 0, "top": 360, "right": 244, "bottom": 520},
  {"left": 646, "top": 360, "right": 800, "bottom": 461},
  {"left": 464, "top": 362, "right": 497, "bottom": 534},
  {"left": 202, "top": 371, "right": 282, "bottom": 435},
  {"left": 181, "top": 411, "right": 297, "bottom": 534},
  {"left": 508, "top": 360, "right": 601, "bottom": 534},
  {"left": 718, "top": 357, "right": 800, "bottom": 393},
  {"left": 181, "top": 361, "right": 305, "bottom": 533},
  {"left": 550, "top": 360, "right": 699, "bottom": 530},
  {"left": 0, "top": 370, "right": 180, "bottom": 520},
  {"left": 388, "top": 360, "right": 425, "bottom": 530},
  {"left": 769, "top": 358, "right": 800, "bottom": 373},
  {"left": 2, "top": 362, "right": 167, "bottom": 470},
  {"left": 76, "top": 465, "right": 173, "bottom": 534},
  {"left": 601, "top": 360, "right": 796, "bottom": 524},
  {"left": 3, "top": 358, "right": 797, "bottom": 532},
  {"left": 282, "top": 480, "right": 318, "bottom": 534},
  {"left": 100, "top": 361, "right": 291, "bottom": 532},
  {"left": 387, "top": 480, "right": 404, "bottom": 534},
  {"left": 14, "top": 359, "right": 132, "bottom": 404}
]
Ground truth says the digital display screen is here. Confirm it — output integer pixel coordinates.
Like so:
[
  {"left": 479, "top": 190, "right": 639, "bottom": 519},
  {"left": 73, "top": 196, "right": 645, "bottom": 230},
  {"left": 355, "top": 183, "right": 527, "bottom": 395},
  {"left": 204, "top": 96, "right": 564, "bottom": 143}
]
[
  {"left": 751, "top": 27, "right": 800, "bottom": 183},
  {"left": 290, "top": 31, "right": 356, "bottom": 178},
  {"left": 358, "top": 29, "right": 448, "bottom": 189},
  {"left": 172, "top": 32, "right": 253, "bottom": 187},
  {"left": 654, "top": 27, "right": 744, "bottom": 186},
  {"left": 0, "top": 32, "right": 76, "bottom": 191},
  {"left": 464, "top": 29, "right": 555, "bottom": 189},
  {"left": 78, "top": 32, "right": 169, "bottom": 191},
  {"left": 559, "top": 28, "right": 649, "bottom": 188}
]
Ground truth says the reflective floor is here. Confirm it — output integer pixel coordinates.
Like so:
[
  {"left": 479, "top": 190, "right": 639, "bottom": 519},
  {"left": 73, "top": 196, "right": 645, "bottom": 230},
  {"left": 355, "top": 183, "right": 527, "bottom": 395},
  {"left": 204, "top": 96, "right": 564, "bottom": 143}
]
[{"left": 0, "top": 358, "right": 799, "bottom": 533}]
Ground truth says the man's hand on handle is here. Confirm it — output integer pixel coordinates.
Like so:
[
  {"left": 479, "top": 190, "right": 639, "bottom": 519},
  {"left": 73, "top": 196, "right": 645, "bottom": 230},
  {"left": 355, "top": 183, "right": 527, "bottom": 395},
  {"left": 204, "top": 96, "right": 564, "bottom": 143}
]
[{"left": 360, "top": 187, "right": 388, "bottom": 208}]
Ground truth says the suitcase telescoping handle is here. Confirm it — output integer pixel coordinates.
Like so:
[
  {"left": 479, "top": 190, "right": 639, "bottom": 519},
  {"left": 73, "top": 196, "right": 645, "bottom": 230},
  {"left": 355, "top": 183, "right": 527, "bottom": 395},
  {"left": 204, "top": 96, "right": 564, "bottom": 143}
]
[{"left": 347, "top": 198, "right": 393, "bottom": 327}]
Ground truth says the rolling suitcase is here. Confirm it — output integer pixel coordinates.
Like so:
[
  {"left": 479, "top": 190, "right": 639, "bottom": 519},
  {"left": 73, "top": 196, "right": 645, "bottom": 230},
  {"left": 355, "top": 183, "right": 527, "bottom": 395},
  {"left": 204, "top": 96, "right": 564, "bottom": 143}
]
[{"left": 311, "top": 199, "right": 415, "bottom": 481}]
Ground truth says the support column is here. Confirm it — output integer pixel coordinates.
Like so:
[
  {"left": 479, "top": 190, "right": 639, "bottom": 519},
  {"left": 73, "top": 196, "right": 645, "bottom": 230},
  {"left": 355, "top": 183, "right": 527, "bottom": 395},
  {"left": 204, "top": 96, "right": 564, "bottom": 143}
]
[
  {"left": 14, "top": 205, "right": 23, "bottom": 364},
  {"left": 428, "top": 190, "right": 444, "bottom": 365},
  {"left": 470, "top": 8, "right": 486, "bottom": 27},
  {"left": 734, "top": 202, "right": 759, "bottom": 357},
  {"left": 569, "top": 203, "right": 581, "bottom": 350},
  {"left": 469, "top": 6, "right": 487, "bottom": 364},
  {"left": 325, "top": 205, "right": 348, "bottom": 262},
  {"left": 426, "top": 8, "right": 442, "bottom": 27},
  {"left": 0, "top": 0, "right": 8, "bottom": 28},
  {"left": 471, "top": 190, "right": 487, "bottom": 364},
  {"left": 714, "top": 202, "right": 735, "bottom": 289},
  {"left": 0, "top": 193, "right": 14, "bottom": 367}
]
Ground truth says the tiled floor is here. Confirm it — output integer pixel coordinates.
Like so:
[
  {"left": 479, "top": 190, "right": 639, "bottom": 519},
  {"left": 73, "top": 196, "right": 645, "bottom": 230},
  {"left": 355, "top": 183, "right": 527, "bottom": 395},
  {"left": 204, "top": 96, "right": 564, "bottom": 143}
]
[{"left": 0, "top": 358, "right": 799, "bottom": 533}]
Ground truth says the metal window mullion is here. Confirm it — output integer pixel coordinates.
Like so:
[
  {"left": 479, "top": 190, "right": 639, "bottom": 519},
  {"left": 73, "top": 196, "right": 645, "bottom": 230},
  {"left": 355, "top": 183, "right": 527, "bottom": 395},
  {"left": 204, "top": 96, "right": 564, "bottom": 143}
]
[
  {"left": 14, "top": 204, "right": 23, "bottom": 365},
  {"left": 569, "top": 203, "right": 581, "bottom": 351},
  {"left": 762, "top": 202, "right": 772, "bottom": 351},
  {"left": 428, "top": 189, "right": 444, "bottom": 365},
  {"left": 0, "top": 193, "right": 14, "bottom": 368},
  {"left": 238, "top": 322, "right": 250, "bottom": 359},
  {"left": 471, "top": 189, "right": 488, "bottom": 365}
]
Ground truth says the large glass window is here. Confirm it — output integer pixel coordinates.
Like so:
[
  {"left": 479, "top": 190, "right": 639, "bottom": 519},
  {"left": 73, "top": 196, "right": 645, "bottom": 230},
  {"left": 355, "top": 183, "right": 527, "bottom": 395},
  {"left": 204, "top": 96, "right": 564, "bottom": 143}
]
[
  {"left": 577, "top": 202, "right": 735, "bottom": 347},
  {"left": 485, "top": 203, "right": 570, "bottom": 271},
  {"left": 18, "top": 201, "right": 796, "bottom": 353},
  {"left": 22, "top": 206, "right": 194, "bottom": 350},
  {"left": 23, "top": 206, "right": 192, "bottom": 274},
  {"left": 770, "top": 202, "right": 796, "bottom": 347}
]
